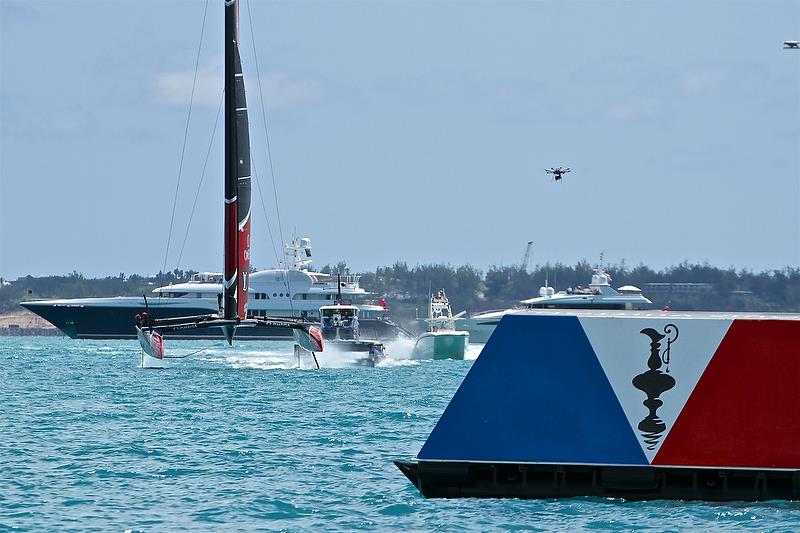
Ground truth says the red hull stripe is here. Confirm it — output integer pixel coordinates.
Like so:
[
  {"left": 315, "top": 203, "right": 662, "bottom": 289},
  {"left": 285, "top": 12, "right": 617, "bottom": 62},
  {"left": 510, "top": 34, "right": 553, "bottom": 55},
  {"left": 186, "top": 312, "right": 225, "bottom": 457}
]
[{"left": 237, "top": 217, "right": 251, "bottom": 318}]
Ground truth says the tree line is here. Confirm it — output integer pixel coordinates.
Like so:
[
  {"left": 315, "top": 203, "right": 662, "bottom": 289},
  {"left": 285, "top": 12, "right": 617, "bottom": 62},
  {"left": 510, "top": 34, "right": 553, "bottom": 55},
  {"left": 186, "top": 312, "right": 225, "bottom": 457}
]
[
  {"left": 3, "top": 262, "right": 799, "bottom": 318},
  {"left": 318, "top": 260, "right": 800, "bottom": 321},
  {"left": 0, "top": 270, "right": 195, "bottom": 314}
]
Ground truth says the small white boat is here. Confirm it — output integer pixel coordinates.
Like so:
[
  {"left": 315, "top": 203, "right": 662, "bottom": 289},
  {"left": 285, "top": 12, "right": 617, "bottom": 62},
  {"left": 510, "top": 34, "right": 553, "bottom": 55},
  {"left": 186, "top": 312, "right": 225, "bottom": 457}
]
[{"left": 412, "top": 290, "right": 469, "bottom": 360}]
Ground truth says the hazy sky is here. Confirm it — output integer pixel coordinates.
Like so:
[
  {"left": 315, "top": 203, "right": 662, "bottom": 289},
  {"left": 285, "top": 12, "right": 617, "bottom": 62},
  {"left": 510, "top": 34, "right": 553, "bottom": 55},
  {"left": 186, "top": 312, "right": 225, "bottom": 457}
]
[{"left": 1, "top": 0, "right": 799, "bottom": 279}]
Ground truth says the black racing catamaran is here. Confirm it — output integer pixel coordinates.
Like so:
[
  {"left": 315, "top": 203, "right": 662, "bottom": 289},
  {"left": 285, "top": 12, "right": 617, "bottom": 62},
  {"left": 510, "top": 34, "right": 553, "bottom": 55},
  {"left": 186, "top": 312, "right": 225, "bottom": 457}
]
[{"left": 135, "top": 0, "right": 322, "bottom": 367}]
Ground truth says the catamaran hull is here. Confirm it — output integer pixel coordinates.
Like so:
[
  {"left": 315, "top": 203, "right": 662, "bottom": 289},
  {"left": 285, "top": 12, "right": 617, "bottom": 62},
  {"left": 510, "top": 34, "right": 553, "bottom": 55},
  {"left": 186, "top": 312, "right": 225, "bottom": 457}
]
[
  {"left": 21, "top": 302, "right": 405, "bottom": 341},
  {"left": 136, "top": 327, "right": 166, "bottom": 369},
  {"left": 412, "top": 332, "right": 469, "bottom": 360}
]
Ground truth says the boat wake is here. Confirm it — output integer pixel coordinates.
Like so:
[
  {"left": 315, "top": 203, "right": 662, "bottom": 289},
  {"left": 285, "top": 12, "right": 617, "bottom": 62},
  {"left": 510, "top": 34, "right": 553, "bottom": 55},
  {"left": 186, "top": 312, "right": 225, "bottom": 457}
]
[
  {"left": 377, "top": 357, "right": 419, "bottom": 368},
  {"left": 194, "top": 346, "right": 299, "bottom": 370},
  {"left": 465, "top": 343, "right": 484, "bottom": 360},
  {"left": 308, "top": 344, "right": 387, "bottom": 368},
  {"left": 384, "top": 337, "right": 416, "bottom": 360},
  {"left": 138, "top": 336, "right": 440, "bottom": 370}
]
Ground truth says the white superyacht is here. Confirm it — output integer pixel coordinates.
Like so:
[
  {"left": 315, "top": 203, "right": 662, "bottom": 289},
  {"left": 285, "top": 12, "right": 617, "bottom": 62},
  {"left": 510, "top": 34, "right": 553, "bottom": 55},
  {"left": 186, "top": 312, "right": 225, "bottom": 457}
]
[{"left": 461, "top": 268, "right": 652, "bottom": 343}]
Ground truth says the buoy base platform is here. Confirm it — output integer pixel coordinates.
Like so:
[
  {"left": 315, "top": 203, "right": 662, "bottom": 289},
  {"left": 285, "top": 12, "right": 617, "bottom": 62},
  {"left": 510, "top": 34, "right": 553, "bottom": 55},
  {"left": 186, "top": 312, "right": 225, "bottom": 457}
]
[{"left": 395, "top": 461, "right": 800, "bottom": 501}]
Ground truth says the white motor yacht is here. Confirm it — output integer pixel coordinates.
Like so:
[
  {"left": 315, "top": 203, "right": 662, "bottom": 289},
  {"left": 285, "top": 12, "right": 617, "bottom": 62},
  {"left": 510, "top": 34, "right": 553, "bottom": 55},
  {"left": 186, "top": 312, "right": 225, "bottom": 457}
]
[{"left": 461, "top": 268, "right": 652, "bottom": 343}]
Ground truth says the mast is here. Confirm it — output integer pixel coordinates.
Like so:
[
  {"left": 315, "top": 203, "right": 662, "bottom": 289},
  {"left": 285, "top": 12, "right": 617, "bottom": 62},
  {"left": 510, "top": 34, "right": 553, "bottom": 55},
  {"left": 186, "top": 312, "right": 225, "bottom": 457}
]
[{"left": 223, "top": 0, "right": 252, "bottom": 326}]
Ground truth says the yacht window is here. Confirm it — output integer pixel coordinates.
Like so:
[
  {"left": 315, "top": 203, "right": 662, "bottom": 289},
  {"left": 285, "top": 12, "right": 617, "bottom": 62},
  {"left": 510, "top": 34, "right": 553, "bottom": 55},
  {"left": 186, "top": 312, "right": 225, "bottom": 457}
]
[
  {"left": 263, "top": 293, "right": 268, "bottom": 299},
  {"left": 273, "top": 293, "right": 277, "bottom": 297},
  {"left": 254, "top": 293, "right": 260, "bottom": 300}
]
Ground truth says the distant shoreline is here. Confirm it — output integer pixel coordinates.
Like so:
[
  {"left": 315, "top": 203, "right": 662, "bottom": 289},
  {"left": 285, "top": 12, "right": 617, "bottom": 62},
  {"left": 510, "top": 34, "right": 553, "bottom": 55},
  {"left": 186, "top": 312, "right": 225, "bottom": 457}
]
[{"left": 0, "top": 310, "right": 62, "bottom": 337}]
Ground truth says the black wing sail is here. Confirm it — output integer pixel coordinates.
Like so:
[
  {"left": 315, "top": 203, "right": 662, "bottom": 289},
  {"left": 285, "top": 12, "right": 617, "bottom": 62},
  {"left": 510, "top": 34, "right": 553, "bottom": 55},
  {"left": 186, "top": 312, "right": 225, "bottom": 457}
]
[{"left": 223, "top": 0, "right": 251, "bottom": 322}]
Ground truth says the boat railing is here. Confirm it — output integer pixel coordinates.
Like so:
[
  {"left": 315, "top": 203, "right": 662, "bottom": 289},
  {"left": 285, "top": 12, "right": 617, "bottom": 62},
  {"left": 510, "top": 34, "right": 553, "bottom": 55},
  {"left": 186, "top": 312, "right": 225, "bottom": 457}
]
[
  {"left": 320, "top": 274, "right": 362, "bottom": 290},
  {"left": 189, "top": 272, "right": 224, "bottom": 283}
]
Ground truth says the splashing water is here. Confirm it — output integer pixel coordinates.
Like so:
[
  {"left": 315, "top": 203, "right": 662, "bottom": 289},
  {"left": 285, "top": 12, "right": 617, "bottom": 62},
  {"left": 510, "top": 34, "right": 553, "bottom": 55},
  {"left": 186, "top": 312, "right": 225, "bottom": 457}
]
[
  {"left": 385, "top": 336, "right": 417, "bottom": 360},
  {"left": 465, "top": 343, "right": 485, "bottom": 360}
]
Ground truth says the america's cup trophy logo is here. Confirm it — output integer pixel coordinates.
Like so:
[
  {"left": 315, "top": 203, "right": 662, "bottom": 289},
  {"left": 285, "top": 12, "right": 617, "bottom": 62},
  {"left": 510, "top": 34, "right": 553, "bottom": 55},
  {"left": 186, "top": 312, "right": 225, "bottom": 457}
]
[{"left": 632, "top": 324, "right": 678, "bottom": 450}]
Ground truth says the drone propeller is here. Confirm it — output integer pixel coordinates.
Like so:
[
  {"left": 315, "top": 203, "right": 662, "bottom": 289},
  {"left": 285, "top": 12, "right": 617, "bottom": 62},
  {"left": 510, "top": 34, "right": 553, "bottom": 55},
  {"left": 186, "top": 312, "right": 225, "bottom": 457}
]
[{"left": 544, "top": 167, "right": 571, "bottom": 178}]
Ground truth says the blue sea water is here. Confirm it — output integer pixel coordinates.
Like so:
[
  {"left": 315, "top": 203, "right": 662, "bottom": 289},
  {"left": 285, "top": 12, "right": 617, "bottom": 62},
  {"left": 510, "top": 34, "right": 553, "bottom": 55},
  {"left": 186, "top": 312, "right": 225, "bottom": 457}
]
[{"left": 1, "top": 337, "right": 798, "bottom": 532}]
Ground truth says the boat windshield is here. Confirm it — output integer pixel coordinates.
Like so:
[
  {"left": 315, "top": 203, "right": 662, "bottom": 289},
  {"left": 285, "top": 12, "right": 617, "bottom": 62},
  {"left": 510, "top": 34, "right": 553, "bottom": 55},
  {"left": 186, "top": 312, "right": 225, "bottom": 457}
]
[{"left": 323, "top": 308, "right": 356, "bottom": 318}]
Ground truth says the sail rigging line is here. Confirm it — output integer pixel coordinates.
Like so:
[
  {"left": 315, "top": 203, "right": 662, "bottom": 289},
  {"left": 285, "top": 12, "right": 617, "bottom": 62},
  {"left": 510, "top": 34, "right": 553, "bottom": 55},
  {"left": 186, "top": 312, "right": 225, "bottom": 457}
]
[
  {"left": 176, "top": 88, "right": 225, "bottom": 272},
  {"left": 252, "top": 163, "right": 282, "bottom": 272},
  {"left": 160, "top": 0, "right": 210, "bottom": 291},
  {"left": 245, "top": 0, "right": 295, "bottom": 317}
]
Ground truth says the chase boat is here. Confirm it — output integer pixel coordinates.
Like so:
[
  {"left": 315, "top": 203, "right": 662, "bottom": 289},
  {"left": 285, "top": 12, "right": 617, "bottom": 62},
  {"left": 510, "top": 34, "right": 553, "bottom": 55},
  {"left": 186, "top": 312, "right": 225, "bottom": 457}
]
[
  {"left": 295, "top": 299, "right": 387, "bottom": 368},
  {"left": 411, "top": 290, "right": 469, "bottom": 360}
]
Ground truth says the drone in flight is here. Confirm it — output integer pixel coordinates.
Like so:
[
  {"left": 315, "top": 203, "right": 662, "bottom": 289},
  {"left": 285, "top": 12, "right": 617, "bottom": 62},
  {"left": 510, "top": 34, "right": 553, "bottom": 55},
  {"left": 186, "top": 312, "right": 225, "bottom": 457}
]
[{"left": 545, "top": 167, "right": 571, "bottom": 182}]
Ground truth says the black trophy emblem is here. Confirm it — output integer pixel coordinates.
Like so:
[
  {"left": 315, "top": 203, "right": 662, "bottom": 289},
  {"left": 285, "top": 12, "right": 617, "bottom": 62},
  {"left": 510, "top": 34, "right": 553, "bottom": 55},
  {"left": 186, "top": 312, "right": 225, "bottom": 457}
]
[{"left": 632, "top": 324, "right": 678, "bottom": 450}]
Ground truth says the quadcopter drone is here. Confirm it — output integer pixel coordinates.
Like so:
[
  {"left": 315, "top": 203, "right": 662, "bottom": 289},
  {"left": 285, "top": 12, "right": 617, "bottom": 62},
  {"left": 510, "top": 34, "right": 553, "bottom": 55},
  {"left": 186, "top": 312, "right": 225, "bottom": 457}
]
[{"left": 545, "top": 167, "right": 571, "bottom": 182}]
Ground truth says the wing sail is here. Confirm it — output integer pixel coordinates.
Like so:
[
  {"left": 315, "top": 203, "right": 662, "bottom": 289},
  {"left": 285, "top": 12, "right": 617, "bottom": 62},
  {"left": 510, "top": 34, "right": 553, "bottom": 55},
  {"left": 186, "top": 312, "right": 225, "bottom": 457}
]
[{"left": 223, "top": 0, "right": 251, "bottom": 321}]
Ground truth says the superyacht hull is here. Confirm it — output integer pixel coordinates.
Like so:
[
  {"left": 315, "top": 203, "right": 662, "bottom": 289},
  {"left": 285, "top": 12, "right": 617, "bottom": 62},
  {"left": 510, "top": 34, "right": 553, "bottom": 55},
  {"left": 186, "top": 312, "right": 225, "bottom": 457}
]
[
  {"left": 21, "top": 300, "right": 407, "bottom": 341},
  {"left": 458, "top": 318, "right": 498, "bottom": 344}
]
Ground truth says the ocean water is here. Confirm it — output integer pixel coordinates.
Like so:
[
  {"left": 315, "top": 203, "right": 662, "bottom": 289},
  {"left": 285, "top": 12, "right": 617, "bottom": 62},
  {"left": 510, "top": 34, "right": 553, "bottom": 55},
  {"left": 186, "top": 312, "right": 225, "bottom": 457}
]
[{"left": 1, "top": 337, "right": 797, "bottom": 532}]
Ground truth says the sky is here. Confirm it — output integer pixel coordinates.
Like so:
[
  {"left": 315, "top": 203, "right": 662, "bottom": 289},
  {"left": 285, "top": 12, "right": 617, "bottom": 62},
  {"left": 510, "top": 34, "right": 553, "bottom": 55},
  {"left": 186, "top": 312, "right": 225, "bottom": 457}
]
[{"left": 1, "top": 0, "right": 799, "bottom": 279}]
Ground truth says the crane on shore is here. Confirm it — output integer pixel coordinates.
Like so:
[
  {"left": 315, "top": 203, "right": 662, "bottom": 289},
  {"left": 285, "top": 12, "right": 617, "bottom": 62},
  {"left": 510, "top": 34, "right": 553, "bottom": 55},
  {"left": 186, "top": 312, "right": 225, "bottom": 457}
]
[{"left": 521, "top": 241, "right": 533, "bottom": 272}]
